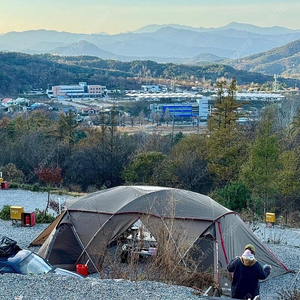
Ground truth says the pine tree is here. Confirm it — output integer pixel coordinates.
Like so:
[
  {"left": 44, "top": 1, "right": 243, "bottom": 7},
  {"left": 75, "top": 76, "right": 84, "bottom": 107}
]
[
  {"left": 206, "top": 78, "right": 245, "bottom": 188},
  {"left": 241, "top": 107, "right": 280, "bottom": 213}
]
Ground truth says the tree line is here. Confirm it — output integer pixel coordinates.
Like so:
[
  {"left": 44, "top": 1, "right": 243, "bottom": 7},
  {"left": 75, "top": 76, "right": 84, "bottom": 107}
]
[
  {"left": 1, "top": 52, "right": 300, "bottom": 97},
  {"left": 1, "top": 79, "right": 300, "bottom": 219}
]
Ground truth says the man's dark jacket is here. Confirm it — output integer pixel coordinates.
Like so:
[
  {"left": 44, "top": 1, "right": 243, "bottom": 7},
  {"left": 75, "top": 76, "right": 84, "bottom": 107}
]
[{"left": 227, "top": 256, "right": 271, "bottom": 299}]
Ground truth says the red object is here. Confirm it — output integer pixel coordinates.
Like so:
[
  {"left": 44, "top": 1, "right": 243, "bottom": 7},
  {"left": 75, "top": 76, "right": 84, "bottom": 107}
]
[
  {"left": 76, "top": 264, "right": 88, "bottom": 276},
  {"left": 21, "top": 212, "right": 36, "bottom": 227},
  {"left": 1, "top": 181, "right": 8, "bottom": 189},
  {"left": 30, "top": 212, "right": 36, "bottom": 226}
]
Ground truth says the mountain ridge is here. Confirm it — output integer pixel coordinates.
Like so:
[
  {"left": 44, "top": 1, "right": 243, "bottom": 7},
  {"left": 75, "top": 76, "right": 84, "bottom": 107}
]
[
  {"left": 0, "top": 52, "right": 299, "bottom": 95},
  {"left": 133, "top": 22, "right": 300, "bottom": 35},
  {"left": 231, "top": 38, "right": 300, "bottom": 77},
  {"left": 1, "top": 22, "right": 300, "bottom": 66}
]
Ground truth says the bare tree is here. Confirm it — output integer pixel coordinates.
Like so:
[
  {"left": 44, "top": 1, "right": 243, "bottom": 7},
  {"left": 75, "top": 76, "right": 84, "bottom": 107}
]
[
  {"left": 139, "top": 111, "right": 145, "bottom": 126},
  {"left": 130, "top": 116, "right": 135, "bottom": 127},
  {"left": 150, "top": 111, "right": 156, "bottom": 124},
  {"left": 275, "top": 98, "right": 300, "bottom": 130},
  {"left": 164, "top": 108, "right": 171, "bottom": 126},
  {"left": 155, "top": 112, "right": 162, "bottom": 125}
]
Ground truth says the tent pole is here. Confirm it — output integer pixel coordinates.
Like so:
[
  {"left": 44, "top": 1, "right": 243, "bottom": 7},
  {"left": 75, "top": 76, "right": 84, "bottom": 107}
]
[
  {"left": 71, "top": 211, "right": 128, "bottom": 270},
  {"left": 171, "top": 235, "right": 202, "bottom": 272},
  {"left": 74, "top": 214, "right": 140, "bottom": 270},
  {"left": 70, "top": 223, "right": 100, "bottom": 274},
  {"left": 159, "top": 217, "right": 187, "bottom": 267},
  {"left": 67, "top": 211, "right": 101, "bottom": 275},
  {"left": 181, "top": 236, "right": 202, "bottom": 261},
  {"left": 216, "top": 240, "right": 219, "bottom": 289}
]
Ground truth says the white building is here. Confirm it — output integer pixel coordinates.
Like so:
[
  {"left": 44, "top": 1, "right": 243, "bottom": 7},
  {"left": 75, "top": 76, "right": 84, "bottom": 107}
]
[
  {"left": 235, "top": 92, "right": 285, "bottom": 101},
  {"left": 198, "top": 97, "right": 209, "bottom": 120},
  {"left": 1, "top": 98, "right": 30, "bottom": 107},
  {"left": 48, "top": 82, "right": 106, "bottom": 99},
  {"left": 141, "top": 85, "right": 159, "bottom": 93},
  {"left": 212, "top": 92, "right": 285, "bottom": 102}
]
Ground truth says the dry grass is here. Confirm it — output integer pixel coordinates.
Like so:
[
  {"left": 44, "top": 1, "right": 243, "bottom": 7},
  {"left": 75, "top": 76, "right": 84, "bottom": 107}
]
[
  {"left": 117, "top": 124, "right": 206, "bottom": 135},
  {"left": 239, "top": 208, "right": 300, "bottom": 228},
  {"left": 100, "top": 238, "right": 214, "bottom": 291},
  {"left": 277, "top": 287, "right": 300, "bottom": 300},
  {"left": 99, "top": 213, "right": 214, "bottom": 290}
]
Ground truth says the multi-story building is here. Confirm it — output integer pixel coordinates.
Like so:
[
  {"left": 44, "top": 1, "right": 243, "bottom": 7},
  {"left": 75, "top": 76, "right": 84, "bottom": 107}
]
[
  {"left": 48, "top": 82, "right": 106, "bottom": 99},
  {"left": 150, "top": 98, "right": 209, "bottom": 121}
]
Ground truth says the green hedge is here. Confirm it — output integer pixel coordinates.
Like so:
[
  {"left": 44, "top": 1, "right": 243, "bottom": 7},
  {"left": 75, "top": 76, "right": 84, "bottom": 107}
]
[
  {"left": 0, "top": 205, "right": 10, "bottom": 220},
  {"left": 34, "top": 209, "right": 56, "bottom": 223}
]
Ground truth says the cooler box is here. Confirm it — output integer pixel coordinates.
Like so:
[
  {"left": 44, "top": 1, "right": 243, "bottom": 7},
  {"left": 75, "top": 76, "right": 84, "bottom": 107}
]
[
  {"left": 10, "top": 206, "right": 24, "bottom": 220},
  {"left": 265, "top": 213, "right": 276, "bottom": 223},
  {"left": 21, "top": 212, "right": 36, "bottom": 227}
]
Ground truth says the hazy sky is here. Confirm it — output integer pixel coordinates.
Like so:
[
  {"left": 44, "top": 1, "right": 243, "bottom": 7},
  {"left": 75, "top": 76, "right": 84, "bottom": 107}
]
[{"left": 1, "top": 0, "right": 300, "bottom": 34}]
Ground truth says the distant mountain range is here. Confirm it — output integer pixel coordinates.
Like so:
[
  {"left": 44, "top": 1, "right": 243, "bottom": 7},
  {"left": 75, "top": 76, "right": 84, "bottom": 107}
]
[
  {"left": 134, "top": 22, "right": 300, "bottom": 35},
  {"left": 230, "top": 38, "right": 300, "bottom": 78},
  {"left": 1, "top": 22, "right": 300, "bottom": 65}
]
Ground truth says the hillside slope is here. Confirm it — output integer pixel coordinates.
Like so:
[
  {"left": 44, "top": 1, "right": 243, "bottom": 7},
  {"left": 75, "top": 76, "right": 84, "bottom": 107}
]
[
  {"left": 231, "top": 39, "right": 300, "bottom": 77},
  {"left": 0, "top": 52, "right": 298, "bottom": 96}
]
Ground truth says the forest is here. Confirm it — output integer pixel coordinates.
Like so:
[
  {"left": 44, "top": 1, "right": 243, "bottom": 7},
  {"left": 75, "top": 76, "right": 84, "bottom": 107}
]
[
  {"left": 1, "top": 78, "right": 300, "bottom": 221},
  {"left": 1, "top": 52, "right": 300, "bottom": 96}
]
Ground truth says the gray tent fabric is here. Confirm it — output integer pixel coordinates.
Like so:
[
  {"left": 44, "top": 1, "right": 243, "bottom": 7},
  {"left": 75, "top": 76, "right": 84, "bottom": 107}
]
[{"left": 34, "top": 185, "right": 289, "bottom": 289}]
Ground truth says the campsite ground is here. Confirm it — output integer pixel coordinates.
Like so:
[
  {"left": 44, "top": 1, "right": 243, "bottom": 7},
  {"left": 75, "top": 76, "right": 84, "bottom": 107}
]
[{"left": 0, "top": 189, "right": 300, "bottom": 299}]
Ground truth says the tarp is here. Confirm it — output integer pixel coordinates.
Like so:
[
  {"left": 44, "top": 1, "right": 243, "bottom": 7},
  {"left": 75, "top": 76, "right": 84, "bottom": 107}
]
[{"left": 32, "top": 186, "right": 289, "bottom": 290}]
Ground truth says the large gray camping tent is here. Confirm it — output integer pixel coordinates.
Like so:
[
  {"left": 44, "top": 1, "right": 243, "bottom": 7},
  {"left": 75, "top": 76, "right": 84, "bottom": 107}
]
[{"left": 32, "top": 186, "right": 289, "bottom": 290}]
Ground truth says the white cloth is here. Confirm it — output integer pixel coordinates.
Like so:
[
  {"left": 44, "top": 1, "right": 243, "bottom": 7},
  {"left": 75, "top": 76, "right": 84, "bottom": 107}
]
[{"left": 242, "top": 249, "right": 255, "bottom": 260}]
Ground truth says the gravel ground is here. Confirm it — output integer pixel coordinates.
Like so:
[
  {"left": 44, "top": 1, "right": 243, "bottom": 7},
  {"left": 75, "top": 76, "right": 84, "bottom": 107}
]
[
  {"left": 0, "top": 190, "right": 300, "bottom": 299},
  {"left": 0, "top": 189, "right": 72, "bottom": 216},
  {"left": 0, "top": 275, "right": 202, "bottom": 300}
]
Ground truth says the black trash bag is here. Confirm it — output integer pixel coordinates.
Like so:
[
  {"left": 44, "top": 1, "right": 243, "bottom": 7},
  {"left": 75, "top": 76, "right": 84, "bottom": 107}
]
[{"left": 0, "top": 236, "right": 20, "bottom": 257}]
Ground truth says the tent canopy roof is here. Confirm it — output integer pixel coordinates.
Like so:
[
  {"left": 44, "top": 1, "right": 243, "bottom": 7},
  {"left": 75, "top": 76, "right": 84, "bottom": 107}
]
[{"left": 66, "top": 186, "right": 231, "bottom": 220}]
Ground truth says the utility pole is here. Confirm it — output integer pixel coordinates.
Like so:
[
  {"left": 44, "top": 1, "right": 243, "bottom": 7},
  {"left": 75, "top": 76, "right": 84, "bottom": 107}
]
[{"left": 273, "top": 74, "right": 279, "bottom": 92}]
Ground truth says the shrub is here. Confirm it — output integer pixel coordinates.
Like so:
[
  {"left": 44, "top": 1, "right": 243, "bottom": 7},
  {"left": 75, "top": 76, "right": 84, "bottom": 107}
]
[
  {"left": 87, "top": 185, "right": 98, "bottom": 193},
  {"left": 35, "top": 209, "right": 56, "bottom": 223},
  {"left": 277, "top": 287, "right": 300, "bottom": 300},
  {"left": 0, "top": 163, "right": 25, "bottom": 183},
  {"left": 213, "top": 181, "right": 252, "bottom": 211},
  {"left": 68, "top": 184, "right": 82, "bottom": 193},
  {"left": 19, "top": 183, "right": 41, "bottom": 192},
  {"left": 30, "top": 183, "right": 41, "bottom": 192},
  {"left": 19, "top": 184, "right": 32, "bottom": 190},
  {"left": 7, "top": 182, "right": 20, "bottom": 189},
  {"left": 0, "top": 205, "right": 11, "bottom": 220},
  {"left": 49, "top": 198, "right": 65, "bottom": 214}
]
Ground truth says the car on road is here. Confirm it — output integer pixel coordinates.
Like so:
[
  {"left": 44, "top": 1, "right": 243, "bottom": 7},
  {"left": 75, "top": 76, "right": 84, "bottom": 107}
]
[{"left": 0, "top": 249, "right": 83, "bottom": 278}]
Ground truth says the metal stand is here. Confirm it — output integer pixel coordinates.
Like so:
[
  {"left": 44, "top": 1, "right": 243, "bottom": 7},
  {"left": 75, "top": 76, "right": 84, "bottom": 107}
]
[{"left": 11, "top": 219, "right": 21, "bottom": 226}]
